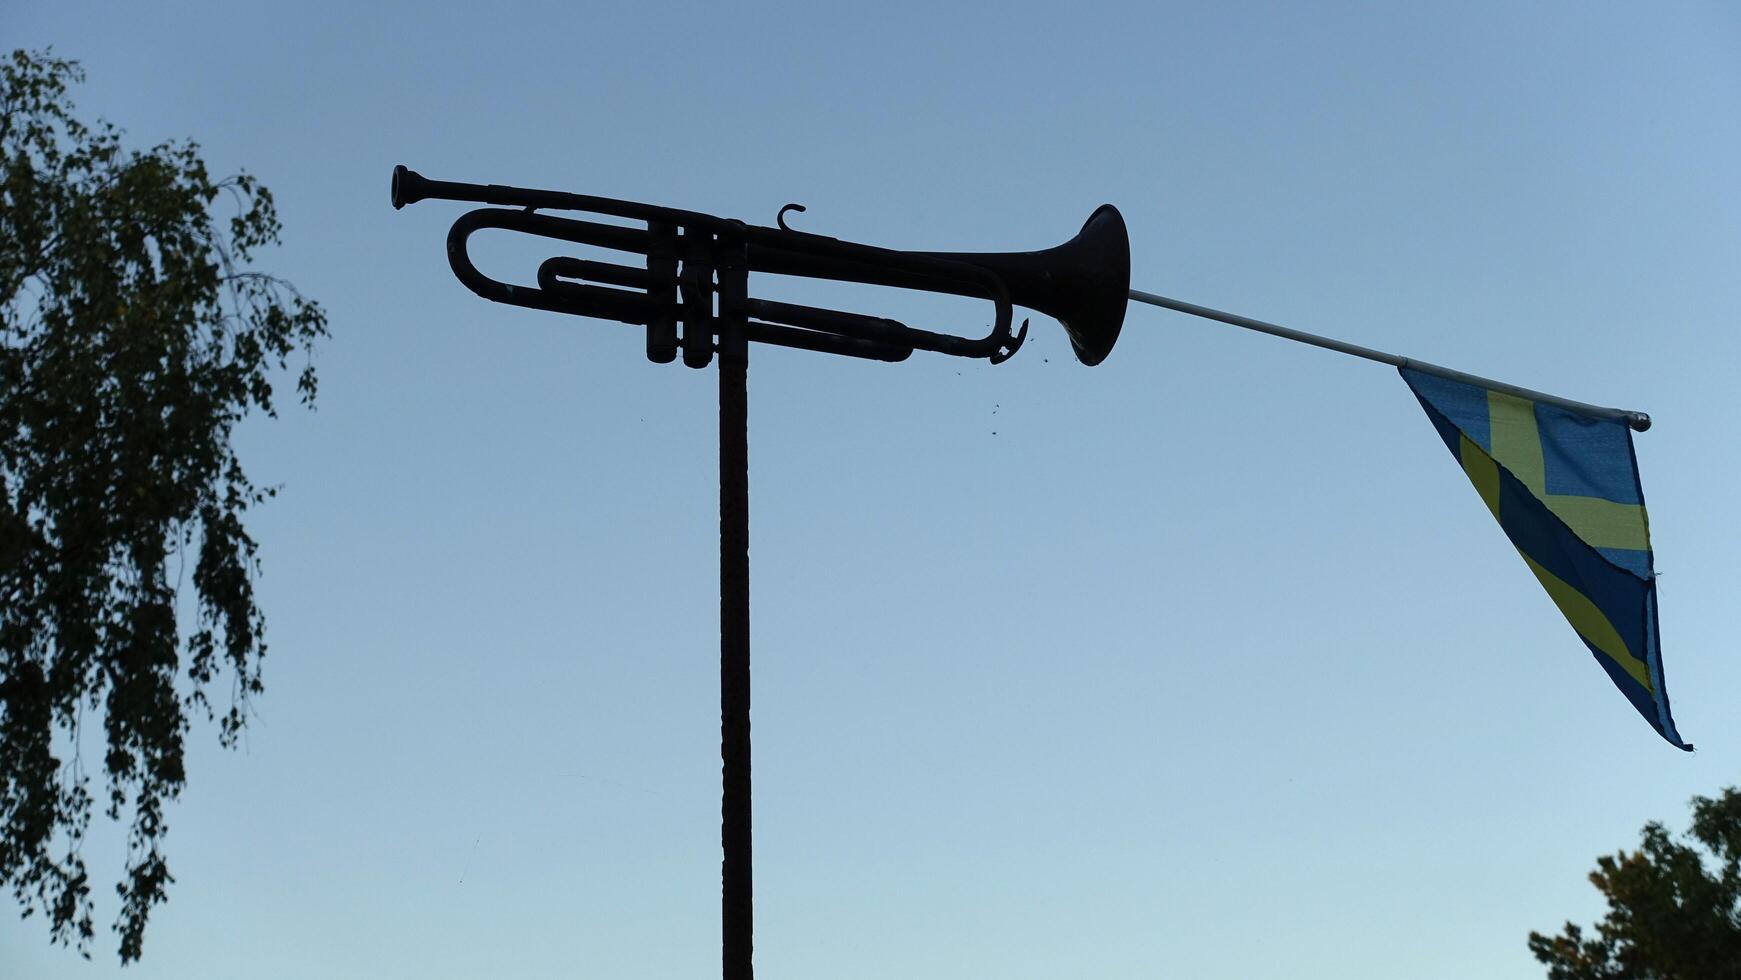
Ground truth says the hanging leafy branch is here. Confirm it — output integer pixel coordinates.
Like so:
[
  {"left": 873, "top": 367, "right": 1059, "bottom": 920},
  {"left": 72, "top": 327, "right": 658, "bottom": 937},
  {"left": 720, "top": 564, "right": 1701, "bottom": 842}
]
[{"left": 0, "top": 48, "right": 326, "bottom": 962}]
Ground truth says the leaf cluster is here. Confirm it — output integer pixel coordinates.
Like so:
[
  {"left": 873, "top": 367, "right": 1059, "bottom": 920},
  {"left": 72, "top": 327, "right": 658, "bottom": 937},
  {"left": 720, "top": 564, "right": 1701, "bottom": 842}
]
[
  {"left": 1530, "top": 787, "right": 1741, "bottom": 980},
  {"left": 0, "top": 49, "right": 325, "bottom": 962}
]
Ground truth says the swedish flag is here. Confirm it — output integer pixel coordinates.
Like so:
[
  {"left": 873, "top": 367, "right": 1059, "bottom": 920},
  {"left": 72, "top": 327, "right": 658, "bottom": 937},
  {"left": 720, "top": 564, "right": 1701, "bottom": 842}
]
[{"left": 1401, "top": 367, "right": 1690, "bottom": 750}]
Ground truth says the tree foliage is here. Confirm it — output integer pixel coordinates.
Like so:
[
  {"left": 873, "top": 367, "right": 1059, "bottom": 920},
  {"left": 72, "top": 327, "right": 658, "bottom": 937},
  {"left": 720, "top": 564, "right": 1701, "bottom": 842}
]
[
  {"left": 0, "top": 49, "right": 325, "bottom": 961},
  {"left": 1530, "top": 786, "right": 1741, "bottom": 979}
]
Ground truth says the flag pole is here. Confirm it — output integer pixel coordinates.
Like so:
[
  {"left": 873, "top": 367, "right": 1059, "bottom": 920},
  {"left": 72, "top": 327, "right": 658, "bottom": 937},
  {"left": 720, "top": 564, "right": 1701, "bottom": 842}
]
[{"left": 1128, "top": 289, "right": 1652, "bottom": 432}]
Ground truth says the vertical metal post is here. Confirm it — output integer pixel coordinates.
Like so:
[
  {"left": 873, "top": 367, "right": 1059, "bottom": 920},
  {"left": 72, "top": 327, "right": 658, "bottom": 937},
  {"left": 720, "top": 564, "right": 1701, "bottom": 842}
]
[{"left": 717, "top": 241, "right": 754, "bottom": 980}]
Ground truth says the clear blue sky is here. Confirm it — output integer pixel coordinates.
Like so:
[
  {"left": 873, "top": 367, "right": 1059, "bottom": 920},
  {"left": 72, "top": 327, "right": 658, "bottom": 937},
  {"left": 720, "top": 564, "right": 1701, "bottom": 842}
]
[{"left": 6, "top": 2, "right": 1739, "bottom": 977}]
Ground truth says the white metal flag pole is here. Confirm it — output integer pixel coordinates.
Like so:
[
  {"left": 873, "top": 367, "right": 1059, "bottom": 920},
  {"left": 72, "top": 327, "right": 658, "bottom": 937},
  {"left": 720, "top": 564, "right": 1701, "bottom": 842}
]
[{"left": 1127, "top": 288, "right": 1651, "bottom": 432}]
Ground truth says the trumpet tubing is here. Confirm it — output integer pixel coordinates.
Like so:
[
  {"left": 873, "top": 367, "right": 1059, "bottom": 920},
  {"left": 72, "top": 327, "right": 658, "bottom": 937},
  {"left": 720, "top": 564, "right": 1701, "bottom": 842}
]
[{"left": 391, "top": 165, "right": 1130, "bottom": 367}]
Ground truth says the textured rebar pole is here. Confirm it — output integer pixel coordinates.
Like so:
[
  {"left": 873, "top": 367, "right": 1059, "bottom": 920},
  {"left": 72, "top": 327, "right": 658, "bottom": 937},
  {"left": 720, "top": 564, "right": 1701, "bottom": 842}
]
[
  {"left": 1128, "top": 288, "right": 1651, "bottom": 431},
  {"left": 719, "top": 257, "right": 754, "bottom": 980}
]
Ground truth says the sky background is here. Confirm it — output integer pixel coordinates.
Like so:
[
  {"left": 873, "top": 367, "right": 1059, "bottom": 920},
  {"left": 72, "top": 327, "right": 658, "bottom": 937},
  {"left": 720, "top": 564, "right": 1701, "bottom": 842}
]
[{"left": 5, "top": 2, "right": 1740, "bottom": 977}]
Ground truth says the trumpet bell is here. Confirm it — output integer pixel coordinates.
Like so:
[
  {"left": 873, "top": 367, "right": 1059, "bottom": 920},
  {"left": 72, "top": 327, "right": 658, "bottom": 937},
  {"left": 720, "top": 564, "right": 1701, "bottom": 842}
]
[
  {"left": 1057, "top": 205, "right": 1131, "bottom": 367},
  {"left": 914, "top": 203, "right": 1130, "bottom": 366},
  {"left": 1027, "top": 204, "right": 1130, "bottom": 367}
]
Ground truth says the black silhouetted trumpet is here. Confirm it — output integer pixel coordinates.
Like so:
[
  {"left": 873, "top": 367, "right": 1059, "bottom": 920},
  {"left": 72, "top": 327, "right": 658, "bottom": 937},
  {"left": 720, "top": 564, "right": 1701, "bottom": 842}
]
[{"left": 392, "top": 165, "right": 1130, "bottom": 367}]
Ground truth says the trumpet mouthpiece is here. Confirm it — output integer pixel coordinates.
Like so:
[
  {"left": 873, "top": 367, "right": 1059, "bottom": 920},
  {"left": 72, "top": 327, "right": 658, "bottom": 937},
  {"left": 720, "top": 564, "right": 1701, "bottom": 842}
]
[{"left": 391, "top": 164, "right": 419, "bottom": 210}]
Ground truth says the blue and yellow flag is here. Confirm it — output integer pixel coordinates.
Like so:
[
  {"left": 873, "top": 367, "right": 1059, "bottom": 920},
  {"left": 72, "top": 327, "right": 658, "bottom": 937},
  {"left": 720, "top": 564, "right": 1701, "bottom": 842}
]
[{"left": 1400, "top": 367, "right": 1689, "bottom": 750}]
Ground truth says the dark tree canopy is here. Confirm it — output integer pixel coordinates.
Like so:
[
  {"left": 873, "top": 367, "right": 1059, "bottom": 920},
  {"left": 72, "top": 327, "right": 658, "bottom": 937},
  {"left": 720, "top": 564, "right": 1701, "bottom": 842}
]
[
  {"left": 0, "top": 49, "right": 325, "bottom": 961},
  {"left": 1530, "top": 787, "right": 1741, "bottom": 980}
]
